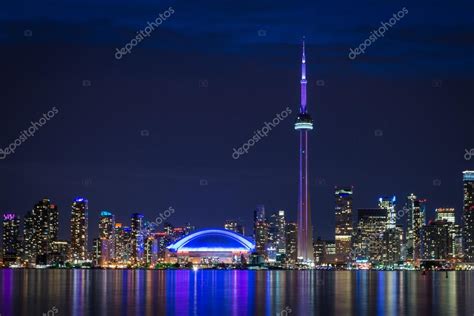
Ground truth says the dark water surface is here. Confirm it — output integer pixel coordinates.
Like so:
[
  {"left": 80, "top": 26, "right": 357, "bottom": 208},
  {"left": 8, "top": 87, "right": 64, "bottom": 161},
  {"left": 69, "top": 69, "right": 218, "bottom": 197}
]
[{"left": 0, "top": 269, "right": 473, "bottom": 315}]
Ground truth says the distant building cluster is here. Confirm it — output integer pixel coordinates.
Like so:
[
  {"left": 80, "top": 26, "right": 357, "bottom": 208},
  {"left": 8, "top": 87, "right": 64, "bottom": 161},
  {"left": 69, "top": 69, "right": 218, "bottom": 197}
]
[
  {"left": 245, "top": 170, "right": 474, "bottom": 269},
  {"left": 0, "top": 170, "right": 472, "bottom": 269},
  {"left": 1, "top": 198, "right": 195, "bottom": 268}
]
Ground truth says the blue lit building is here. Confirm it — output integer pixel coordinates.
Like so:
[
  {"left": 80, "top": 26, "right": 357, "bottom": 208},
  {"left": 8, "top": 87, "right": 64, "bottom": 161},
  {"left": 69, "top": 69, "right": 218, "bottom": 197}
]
[{"left": 166, "top": 229, "right": 255, "bottom": 264}]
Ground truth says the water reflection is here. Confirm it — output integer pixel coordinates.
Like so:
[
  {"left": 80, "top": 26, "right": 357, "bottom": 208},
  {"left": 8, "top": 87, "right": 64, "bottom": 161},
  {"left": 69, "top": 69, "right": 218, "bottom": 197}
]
[{"left": 0, "top": 270, "right": 472, "bottom": 315}]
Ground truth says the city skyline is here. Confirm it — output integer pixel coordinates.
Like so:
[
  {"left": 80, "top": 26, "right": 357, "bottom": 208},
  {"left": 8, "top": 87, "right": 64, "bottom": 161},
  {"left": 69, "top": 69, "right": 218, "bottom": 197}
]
[
  {"left": 0, "top": 171, "right": 472, "bottom": 249},
  {"left": 1, "top": 169, "right": 472, "bottom": 267}
]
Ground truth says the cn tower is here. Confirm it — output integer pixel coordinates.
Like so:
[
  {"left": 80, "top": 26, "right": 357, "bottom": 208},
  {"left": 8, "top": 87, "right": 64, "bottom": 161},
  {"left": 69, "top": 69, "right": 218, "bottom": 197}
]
[{"left": 295, "top": 38, "right": 314, "bottom": 262}]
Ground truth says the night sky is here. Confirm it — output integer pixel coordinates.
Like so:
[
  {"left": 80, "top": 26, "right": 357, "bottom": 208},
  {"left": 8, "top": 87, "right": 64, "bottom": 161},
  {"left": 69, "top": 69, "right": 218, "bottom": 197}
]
[{"left": 0, "top": 0, "right": 473, "bottom": 244}]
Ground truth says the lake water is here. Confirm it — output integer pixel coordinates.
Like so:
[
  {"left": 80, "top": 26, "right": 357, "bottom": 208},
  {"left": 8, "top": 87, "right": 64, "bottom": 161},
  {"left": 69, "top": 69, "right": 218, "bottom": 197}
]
[{"left": 0, "top": 269, "right": 473, "bottom": 315}]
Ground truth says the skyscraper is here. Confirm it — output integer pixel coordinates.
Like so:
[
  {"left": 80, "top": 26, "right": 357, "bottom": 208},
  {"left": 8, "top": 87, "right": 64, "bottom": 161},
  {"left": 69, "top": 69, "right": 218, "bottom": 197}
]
[
  {"left": 70, "top": 198, "right": 89, "bottom": 262},
  {"left": 224, "top": 220, "right": 245, "bottom": 235},
  {"left": 406, "top": 194, "right": 426, "bottom": 262},
  {"left": 334, "top": 186, "right": 353, "bottom": 262},
  {"left": 355, "top": 208, "right": 387, "bottom": 264},
  {"left": 421, "top": 220, "right": 449, "bottom": 260},
  {"left": 285, "top": 222, "right": 298, "bottom": 264},
  {"left": 131, "top": 213, "right": 145, "bottom": 264},
  {"left": 435, "top": 208, "right": 462, "bottom": 260},
  {"left": 2, "top": 213, "right": 20, "bottom": 266},
  {"left": 268, "top": 210, "right": 286, "bottom": 261},
  {"left": 23, "top": 199, "right": 59, "bottom": 265},
  {"left": 378, "top": 196, "right": 396, "bottom": 229},
  {"left": 463, "top": 170, "right": 474, "bottom": 261},
  {"left": 253, "top": 205, "right": 268, "bottom": 257},
  {"left": 295, "top": 39, "right": 314, "bottom": 262},
  {"left": 99, "top": 211, "right": 115, "bottom": 265},
  {"left": 436, "top": 208, "right": 455, "bottom": 223},
  {"left": 382, "top": 225, "right": 403, "bottom": 266}
]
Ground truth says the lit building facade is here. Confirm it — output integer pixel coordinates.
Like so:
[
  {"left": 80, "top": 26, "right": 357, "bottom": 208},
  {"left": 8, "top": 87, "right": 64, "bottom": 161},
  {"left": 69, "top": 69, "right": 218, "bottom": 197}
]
[
  {"left": 2, "top": 213, "right": 21, "bottom": 266},
  {"left": 99, "top": 211, "right": 115, "bottom": 265},
  {"left": 285, "top": 222, "right": 298, "bottom": 263},
  {"left": 421, "top": 220, "right": 449, "bottom": 260},
  {"left": 114, "top": 224, "right": 132, "bottom": 264},
  {"left": 335, "top": 186, "right": 353, "bottom": 263},
  {"left": 70, "top": 198, "right": 89, "bottom": 262},
  {"left": 382, "top": 226, "right": 403, "bottom": 265},
  {"left": 378, "top": 195, "right": 396, "bottom": 229},
  {"left": 23, "top": 198, "right": 59, "bottom": 265},
  {"left": 435, "top": 208, "right": 463, "bottom": 260},
  {"left": 50, "top": 240, "right": 69, "bottom": 265},
  {"left": 406, "top": 194, "right": 426, "bottom": 262},
  {"left": 355, "top": 208, "right": 387, "bottom": 264},
  {"left": 131, "top": 213, "right": 145, "bottom": 264},
  {"left": 463, "top": 170, "right": 474, "bottom": 261},
  {"left": 253, "top": 205, "right": 268, "bottom": 257},
  {"left": 268, "top": 210, "right": 286, "bottom": 262},
  {"left": 224, "top": 220, "right": 245, "bottom": 235},
  {"left": 313, "top": 238, "right": 324, "bottom": 264}
]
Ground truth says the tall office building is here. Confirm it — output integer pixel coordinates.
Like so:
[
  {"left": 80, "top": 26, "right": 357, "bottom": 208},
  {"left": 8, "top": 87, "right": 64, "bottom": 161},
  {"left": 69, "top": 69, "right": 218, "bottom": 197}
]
[
  {"left": 253, "top": 205, "right": 268, "bottom": 257},
  {"left": 355, "top": 208, "right": 387, "bottom": 264},
  {"left": 114, "top": 223, "right": 132, "bottom": 264},
  {"left": 92, "top": 238, "right": 101, "bottom": 266},
  {"left": 382, "top": 226, "right": 403, "bottom": 265},
  {"left": 295, "top": 39, "right": 314, "bottom": 262},
  {"left": 313, "top": 238, "right": 325, "bottom": 264},
  {"left": 50, "top": 240, "right": 69, "bottom": 265},
  {"left": 435, "top": 208, "right": 462, "bottom": 260},
  {"left": 285, "top": 222, "right": 298, "bottom": 263},
  {"left": 131, "top": 213, "right": 145, "bottom": 264},
  {"left": 23, "top": 199, "right": 59, "bottom": 265},
  {"left": 378, "top": 196, "right": 396, "bottom": 229},
  {"left": 224, "top": 220, "right": 245, "bottom": 235},
  {"left": 406, "top": 194, "right": 426, "bottom": 261},
  {"left": 334, "top": 186, "right": 353, "bottom": 262},
  {"left": 436, "top": 208, "right": 455, "bottom": 223},
  {"left": 2, "top": 213, "right": 21, "bottom": 266},
  {"left": 463, "top": 170, "right": 474, "bottom": 261},
  {"left": 70, "top": 198, "right": 89, "bottom": 262},
  {"left": 421, "top": 220, "right": 449, "bottom": 260},
  {"left": 99, "top": 211, "right": 115, "bottom": 265},
  {"left": 268, "top": 210, "right": 286, "bottom": 261}
]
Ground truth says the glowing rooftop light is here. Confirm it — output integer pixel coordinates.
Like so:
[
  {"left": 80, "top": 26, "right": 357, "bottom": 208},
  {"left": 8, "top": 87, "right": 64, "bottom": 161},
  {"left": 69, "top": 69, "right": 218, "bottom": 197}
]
[{"left": 3, "top": 213, "right": 16, "bottom": 221}]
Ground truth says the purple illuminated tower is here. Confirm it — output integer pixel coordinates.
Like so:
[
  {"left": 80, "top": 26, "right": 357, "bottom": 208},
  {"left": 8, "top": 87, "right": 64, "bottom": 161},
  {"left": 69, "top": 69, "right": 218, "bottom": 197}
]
[{"left": 295, "top": 38, "right": 314, "bottom": 262}]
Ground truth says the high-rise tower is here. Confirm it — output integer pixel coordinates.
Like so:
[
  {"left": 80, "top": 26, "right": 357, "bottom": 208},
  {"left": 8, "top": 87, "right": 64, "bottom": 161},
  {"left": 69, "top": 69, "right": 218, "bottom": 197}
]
[
  {"left": 70, "top": 197, "right": 89, "bottom": 263},
  {"left": 335, "top": 186, "right": 353, "bottom": 262},
  {"left": 295, "top": 38, "right": 314, "bottom": 261},
  {"left": 463, "top": 170, "right": 474, "bottom": 261}
]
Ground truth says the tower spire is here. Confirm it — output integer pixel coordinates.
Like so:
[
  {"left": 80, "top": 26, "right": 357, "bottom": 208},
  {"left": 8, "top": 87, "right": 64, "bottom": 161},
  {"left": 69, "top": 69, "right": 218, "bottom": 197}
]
[
  {"left": 295, "top": 37, "right": 314, "bottom": 263},
  {"left": 300, "top": 37, "right": 307, "bottom": 113}
]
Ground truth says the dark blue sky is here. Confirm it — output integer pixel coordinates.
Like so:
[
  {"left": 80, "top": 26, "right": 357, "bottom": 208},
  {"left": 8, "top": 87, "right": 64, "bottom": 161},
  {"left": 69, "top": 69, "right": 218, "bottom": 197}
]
[{"left": 0, "top": 0, "right": 473, "bottom": 242}]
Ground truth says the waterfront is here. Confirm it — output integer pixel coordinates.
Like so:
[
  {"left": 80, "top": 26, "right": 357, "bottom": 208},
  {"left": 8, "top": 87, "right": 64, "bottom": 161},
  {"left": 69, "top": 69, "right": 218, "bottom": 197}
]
[{"left": 0, "top": 269, "right": 473, "bottom": 315}]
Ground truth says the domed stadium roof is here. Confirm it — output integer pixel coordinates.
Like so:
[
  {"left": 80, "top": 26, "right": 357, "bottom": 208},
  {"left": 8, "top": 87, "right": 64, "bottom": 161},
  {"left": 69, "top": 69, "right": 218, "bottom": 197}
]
[{"left": 167, "top": 229, "right": 255, "bottom": 253}]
